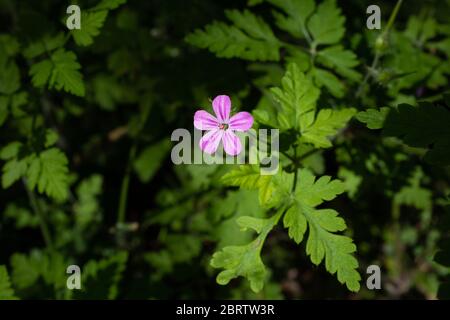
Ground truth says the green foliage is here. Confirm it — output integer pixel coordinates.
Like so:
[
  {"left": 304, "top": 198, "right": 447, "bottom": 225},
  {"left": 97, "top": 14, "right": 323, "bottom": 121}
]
[
  {"left": 1, "top": 140, "right": 69, "bottom": 201},
  {"left": 301, "top": 108, "right": 356, "bottom": 148},
  {"left": 209, "top": 63, "right": 359, "bottom": 293},
  {"left": 269, "top": 0, "right": 315, "bottom": 39},
  {"left": 4, "top": 203, "right": 39, "bottom": 229},
  {"left": 0, "top": 265, "right": 18, "bottom": 300},
  {"left": 221, "top": 165, "right": 276, "bottom": 208},
  {"left": 383, "top": 15, "right": 450, "bottom": 98},
  {"left": 283, "top": 169, "right": 360, "bottom": 291},
  {"left": 356, "top": 107, "right": 390, "bottom": 129},
  {"left": 211, "top": 210, "right": 282, "bottom": 292},
  {"left": 0, "top": 0, "right": 449, "bottom": 301},
  {"left": 270, "top": 63, "right": 320, "bottom": 130},
  {"left": 30, "top": 49, "right": 85, "bottom": 97},
  {"left": 308, "top": 0, "right": 345, "bottom": 46},
  {"left": 134, "top": 139, "right": 171, "bottom": 183},
  {"left": 73, "top": 175, "right": 103, "bottom": 226},
  {"left": 10, "top": 250, "right": 68, "bottom": 297},
  {"left": 384, "top": 100, "right": 450, "bottom": 166},
  {"left": 72, "top": 11, "right": 108, "bottom": 46},
  {"left": 186, "top": 0, "right": 361, "bottom": 97},
  {"left": 186, "top": 10, "right": 280, "bottom": 61},
  {"left": 73, "top": 252, "right": 128, "bottom": 299},
  {"left": 71, "top": 0, "right": 126, "bottom": 46}
]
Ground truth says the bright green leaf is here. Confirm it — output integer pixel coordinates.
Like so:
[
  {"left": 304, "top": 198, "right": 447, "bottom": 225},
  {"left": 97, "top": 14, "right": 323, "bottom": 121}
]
[
  {"left": 308, "top": 0, "right": 345, "bottom": 45},
  {"left": 71, "top": 11, "right": 108, "bottom": 46},
  {"left": 356, "top": 107, "right": 390, "bottom": 129},
  {"left": 301, "top": 108, "right": 356, "bottom": 148}
]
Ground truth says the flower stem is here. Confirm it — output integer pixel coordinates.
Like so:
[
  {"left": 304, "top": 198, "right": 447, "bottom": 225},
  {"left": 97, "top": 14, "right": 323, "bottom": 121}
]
[
  {"left": 116, "top": 142, "right": 137, "bottom": 242},
  {"left": 384, "top": 0, "right": 404, "bottom": 35},
  {"left": 356, "top": 0, "right": 403, "bottom": 97},
  {"left": 23, "top": 179, "right": 53, "bottom": 250}
]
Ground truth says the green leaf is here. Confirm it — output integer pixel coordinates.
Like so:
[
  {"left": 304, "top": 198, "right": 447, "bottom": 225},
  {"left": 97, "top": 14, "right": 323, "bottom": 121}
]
[
  {"left": 4, "top": 203, "right": 39, "bottom": 229},
  {"left": 73, "top": 251, "right": 128, "bottom": 299},
  {"left": 270, "top": 63, "right": 320, "bottom": 130},
  {"left": 0, "top": 60, "right": 20, "bottom": 95},
  {"left": 30, "top": 49, "right": 85, "bottom": 96},
  {"left": 0, "top": 141, "right": 22, "bottom": 160},
  {"left": 212, "top": 243, "right": 266, "bottom": 292},
  {"left": 26, "top": 154, "right": 40, "bottom": 190},
  {"left": 301, "top": 108, "right": 356, "bottom": 148},
  {"left": 93, "top": 0, "right": 127, "bottom": 11},
  {"left": 306, "top": 219, "right": 360, "bottom": 291},
  {"left": 317, "top": 45, "right": 361, "bottom": 81},
  {"left": 0, "top": 35, "right": 20, "bottom": 57},
  {"left": 23, "top": 33, "right": 65, "bottom": 59},
  {"left": 0, "top": 265, "right": 18, "bottom": 300},
  {"left": 221, "top": 165, "right": 276, "bottom": 208},
  {"left": 45, "top": 129, "right": 59, "bottom": 147},
  {"left": 2, "top": 157, "right": 28, "bottom": 189},
  {"left": 74, "top": 175, "right": 103, "bottom": 227},
  {"left": 34, "top": 148, "right": 69, "bottom": 201},
  {"left": 269, "top": 0, "right": 315, "bottom": 38},
  {"left": 236, "top": 215, "right": 266, "bottom": 233},
  {"left": 213, "top": 190, "right": 265, "bottom": 250},
  {"left": 48, "top": 49, "right": 85, "bottom": 96},
  {"left": 10, "top": 253, "right": 40, "bottom": 289},
  {"left": 133, "top": 139, "right": 171, "bottom": 183},
  {"left": 186, "top": 10, "right": 280, "bottom": 61},
  {"left": 29, "top": 59, "right": 53, "bottom": 87},
  {"left": 312, "top": 67, "right": 345, "bottom": 98},
  {"left": 283, "top": 204, "right": 307, "bottom": 243},
  {"left": 308, "top": 0, "right": 345, "bottom": 45},
  {"left": 337, "top": 168, "right": 362, "bottom": 199},
  {"left": 394, "top": 168, "right": 432, "bottom": 214},
  {"left": 11, "top": 91, "right": 28, "bottom": 113},
  {"left": 383, "top": 101, "right": 450, "bottom": 166},
  {"left": 71, "top": 11, "right": 108, "bottom": 46},
  {"left": 10, "top": 251, "right": 67, "bottom": 292},
  {"left": 296, "top": 169, "right": 346, "bottom": 207},
  {"left": 211, "top": 211, "right": 281, "bottom": 292},
  {"left": 356, "top": 107, "right": 390, "bottom": 129},
  {"left": 283, "top": 169, "right": 360, "bottom": 292}
]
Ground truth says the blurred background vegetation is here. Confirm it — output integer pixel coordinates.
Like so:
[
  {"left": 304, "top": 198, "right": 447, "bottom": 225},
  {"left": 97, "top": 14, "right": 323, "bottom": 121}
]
[{"left": 0, "top": 0, "right": 449, "bottom": 299}]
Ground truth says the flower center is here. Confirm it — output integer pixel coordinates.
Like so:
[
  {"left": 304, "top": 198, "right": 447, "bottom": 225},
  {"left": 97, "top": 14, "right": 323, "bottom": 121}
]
[{"left": 218, "top": 123, "right": 229, "bottom": 130}]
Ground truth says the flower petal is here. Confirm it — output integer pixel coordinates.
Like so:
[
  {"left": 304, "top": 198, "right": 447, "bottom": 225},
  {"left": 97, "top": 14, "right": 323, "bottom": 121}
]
[
  {"left": 212, "top": 95, "right": 231, "bottom": 123},
  {"left": 199, "top": 129, "right": 224, "bottom": 154},
  {"left": 222, "top": 130, "right": 242, "bottom": 156},
  {"left": 194, "top": 110, "right": 219, "bottom": 130},
  {"left": 228, "top": 111, "right": 254, "bottom": 131}
]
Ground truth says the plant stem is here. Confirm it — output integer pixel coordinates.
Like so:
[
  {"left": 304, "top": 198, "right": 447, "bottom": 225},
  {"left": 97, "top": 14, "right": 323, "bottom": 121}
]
[
  {"left": 391, "top": 200, "right": 403, "bottom": 277},
  {"left": 356, "top": 0, "right": 403, "bottom": 97},
  {"left": 23, "top": 179, "right": 53, "bottom": 250},
  {"left": 281, "top": 150, "right": 296, "bottom": 163},
  {"left": 384, "top": 0, "right": 404, "bottom": 35},
  {"left": 356, "top": 51, "right": 381, "bottom": 98},
  {"left": 116, "top": 143, "right": 137, "bottom": 228},
  {"left": 298, "top": 148, "right": 319, "bottom": 162}
]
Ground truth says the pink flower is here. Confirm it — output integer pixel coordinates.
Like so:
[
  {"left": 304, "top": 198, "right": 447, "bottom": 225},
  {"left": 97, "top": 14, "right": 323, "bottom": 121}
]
[{"left": 194, "top": 95, "right": 253, "bottom": 156}]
